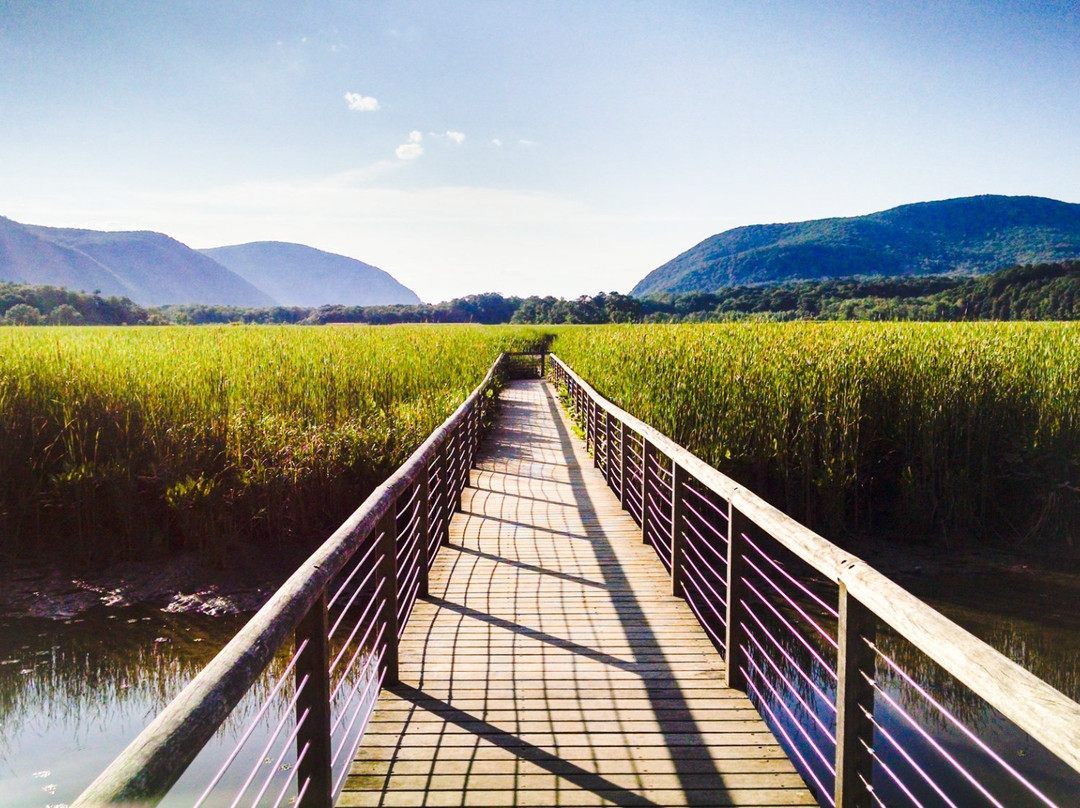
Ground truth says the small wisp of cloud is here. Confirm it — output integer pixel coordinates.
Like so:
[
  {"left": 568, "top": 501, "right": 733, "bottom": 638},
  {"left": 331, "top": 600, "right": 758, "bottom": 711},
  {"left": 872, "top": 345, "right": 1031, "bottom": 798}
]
[
  {"left": 396, "top": 131, "right": 424, "bottom": 160},
  {"left": 344, "top": 92, "right": 380, "bottom": 111},
  {"left": 429, "top": 130, "right": 466, "bottom": 144}
]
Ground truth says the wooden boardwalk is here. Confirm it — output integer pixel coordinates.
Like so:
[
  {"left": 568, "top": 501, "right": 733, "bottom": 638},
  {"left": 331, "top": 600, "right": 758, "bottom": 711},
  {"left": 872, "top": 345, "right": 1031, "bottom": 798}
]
[{"left": 339, "top": 380, "right": 814, "bottom": 807}]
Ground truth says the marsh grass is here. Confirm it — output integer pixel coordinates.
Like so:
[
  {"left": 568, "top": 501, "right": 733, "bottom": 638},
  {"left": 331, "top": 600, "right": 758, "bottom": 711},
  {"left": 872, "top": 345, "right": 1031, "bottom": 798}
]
[
  {"left": 552, "top": 322, "right": 1080, "bottom": 549},
  {"left": 0, "top": 325, "right": 546, "bottom": 563}
]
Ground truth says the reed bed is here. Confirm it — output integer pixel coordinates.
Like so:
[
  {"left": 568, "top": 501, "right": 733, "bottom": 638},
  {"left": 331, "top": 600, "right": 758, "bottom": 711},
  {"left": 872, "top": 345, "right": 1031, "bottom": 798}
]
[
  {"left": 0, "top": 325, "right": 545, "bottom": 562},
  {"left": 552, "top": 322, "right": 1080, "bottom": 549}
]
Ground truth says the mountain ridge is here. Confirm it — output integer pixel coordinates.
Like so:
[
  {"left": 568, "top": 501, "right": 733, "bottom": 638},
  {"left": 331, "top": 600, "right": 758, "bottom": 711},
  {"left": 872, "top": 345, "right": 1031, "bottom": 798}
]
[
  {"left": 631, "top": 195, "right": 1080, "bottom": 296},
  {"left": 0, "top": 217, "right": 418, "bottom": 307},
  {"left": 0, "top": 217, "right": 275, "bottom": 306},
  {"left": 200, "top": 241, "right": 421, "bottom": 307}
]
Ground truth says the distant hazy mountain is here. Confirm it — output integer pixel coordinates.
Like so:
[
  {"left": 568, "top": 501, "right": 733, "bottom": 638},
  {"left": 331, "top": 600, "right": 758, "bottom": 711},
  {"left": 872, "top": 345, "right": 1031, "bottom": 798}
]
[
  {"left": 632, "top": 195, "right": 1080, "bottom": 296},
  {"left": 0, "top": 217, "right": 275, "bottom": 306},
  {"left": 200, "top": 242, "right": 422, "bottom": 306}
]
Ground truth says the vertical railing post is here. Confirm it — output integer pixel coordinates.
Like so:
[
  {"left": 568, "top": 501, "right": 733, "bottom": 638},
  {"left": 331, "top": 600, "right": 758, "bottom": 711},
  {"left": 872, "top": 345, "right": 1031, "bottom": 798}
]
[
  {"left": 377, "top": 507, "right": 399, "bottom": 687},
  {"left": 619, "top": 421, "right": 630, "bottom": 511},
  {"left": 295, "top": 592, "right": 332, "bottom": 808},
  {"left": 671, "top": 463, "right": 688, "bottom": 598},
  {"left": 591, "top": 400, "right": 600, "bottom": 469},
  {"left": 604, "top": 409, "right": 614, "bottom": 486},
  {"left": 641, "top": 439, "right": 656, "bottom": 546},
  {"left": 835, "top": 584, "right": 876, "bottom": 808},
  {"left": 452, "top": 423, "right": 465, "bottom": 512},
  {"left": 724, "top": 496, "right": 748, "bottom": 691},
  {"left": 436, "top": 440, "right": 450, "bottom": 546},
  {"left": 418, "top": 466, "right": 431, "bottom": 598},
  {"left": 540, "top": 352, "right": 546, "bottom": 378}
]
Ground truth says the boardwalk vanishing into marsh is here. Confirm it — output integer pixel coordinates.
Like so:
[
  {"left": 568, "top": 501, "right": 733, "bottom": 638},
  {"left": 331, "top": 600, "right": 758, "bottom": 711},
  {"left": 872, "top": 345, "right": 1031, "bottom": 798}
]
[{"left": 340, "top": 380, "right": 814, "bottom": 807}]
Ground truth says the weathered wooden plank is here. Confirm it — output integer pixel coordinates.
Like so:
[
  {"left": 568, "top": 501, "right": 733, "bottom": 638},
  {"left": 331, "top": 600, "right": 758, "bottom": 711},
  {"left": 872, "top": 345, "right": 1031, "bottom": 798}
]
[{"left": 341, "top": 380, "right": 811, "bottom": 807}]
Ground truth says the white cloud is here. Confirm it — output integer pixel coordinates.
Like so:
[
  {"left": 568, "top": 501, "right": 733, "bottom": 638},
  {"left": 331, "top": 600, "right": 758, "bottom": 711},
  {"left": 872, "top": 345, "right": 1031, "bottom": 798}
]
[
  {"left": 429, "top": 131, "right": 466, "bottom": 144},
  {"left": 519, "top": 139, "right": 539, "bottom": 147},
  {"left": 491, "top": 138, "right": 503, "bottom": 147},
  {"left": 344, "top": 92, "right": 380, "bottom": 111},
  {"left": 395, "top": 130, "right": 424, "bottom": 160}
]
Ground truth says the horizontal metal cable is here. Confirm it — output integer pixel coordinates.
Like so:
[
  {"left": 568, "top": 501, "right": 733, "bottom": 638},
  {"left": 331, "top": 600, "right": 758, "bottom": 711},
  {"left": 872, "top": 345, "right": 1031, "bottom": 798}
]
[
  {"left": 227, "top": 675, "right": 309, "bottom": 808},
  {"left": 248, "top": 704, "right": 309, "bottom": 808},
  {"left": 397, "top": 573, "right": 422, "bottom": 636},
  {"left": 861, "top": 736, "right": 929, "bottom": 808},
  {"left": 680, "top": 481, "right": 730, "bottom": 525},
  {"left": 744, "top": 621, "right": 836, "bottom": 743},
  {"left": 739, "top": 606, "right": 836, "bottom": 712},
  {"left": 330, "top": 611, "right": 382, "bottom": 699},
  {"left": 327, "top": 535, "right": 381, "bottom": 611},
  {"left": 328, "top": 562, "right": 381, "bottom": 644},
  {"left": 192, "top": 638, "right": 309, "bottom": 808},
  {"left": 331, "top": 647, "right": 381, "bottom": 744},
  {"left": 680, "top": 543, "right": 727, "bottom": 611},
  {"left": 867, "top": 640, "right": 1061, "bottom": 808},
  {"left": 682, "top": 496, "right": 728, "bottom": 544},
  {"left": 270, "top": 742, "right": 307, "bottom": 808},
  {"left": 859, "top": 700, "right": 960, "bottom": 808},
  {"left": 743, "top": 553, "right": 838, "bottom": 649},
  {"left": 745, "top": 649, "right": 837, "bottom": 777},
  {"left": 744, "top": 666, "right": 836, "bottom": 807},
  {"left": 682, "top": 582, "right": 727, "bottom": 653},
  {"left": 741, "top": 578, "right": 838, "bottom": 680},
  {"left": 681, "top": 514, "right": 728, "bottom": 569},
  {"left": 742, "top": 530, "right": 839, "bottom": 619},
  {"left": 680, "top": 561, "right": 728, "bottom": 631}
]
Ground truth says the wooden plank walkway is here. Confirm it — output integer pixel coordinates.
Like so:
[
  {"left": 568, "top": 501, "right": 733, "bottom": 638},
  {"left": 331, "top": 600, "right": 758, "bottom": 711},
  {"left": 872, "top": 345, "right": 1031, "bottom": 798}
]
[{"left": 339, "top": 380, "right": 815, "bottom": 807}]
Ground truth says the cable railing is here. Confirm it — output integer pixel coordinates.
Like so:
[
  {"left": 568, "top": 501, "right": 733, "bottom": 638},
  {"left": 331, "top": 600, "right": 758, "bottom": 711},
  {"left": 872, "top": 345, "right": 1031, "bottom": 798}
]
[
  {"left": 72, "top": 352, "right": 528, "bottom": 808},
  {"left": 551, "top": 354, "right": 1080, "bottom": 808}
]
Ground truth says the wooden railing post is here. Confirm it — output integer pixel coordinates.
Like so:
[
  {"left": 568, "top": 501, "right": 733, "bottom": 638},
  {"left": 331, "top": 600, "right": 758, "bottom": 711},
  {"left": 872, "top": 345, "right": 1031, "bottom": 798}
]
[
  {"left": 437, "top": 440, "right": 450, "bottom": 546},
  {"left": 671, "top": 463, "right": 688, "bottom": 598},
  {"left": 295, "top": 593, "right": 332, "bottom": 808},
  {"left": 724, "top": 497, "right": 749, "bottom": 691},
  {"left": 619, "top": 421, "right": 630, "bottom": 510},
  {"left": 641, "top": 439, "right": 656, "bottom": 545},
  {"left": 540, "top": 352, "right": 546, "bottom": 378},
  {"left": 418, "top": 467, "right": 431, "bottom": 598},
  {"left": 377, "top": 508, "right": 399, "bottom": 687},
  {"left": 604, "top": 410, "right": 615, "bottom": 485},
  {"left": 835, "top": 584, "right": 876, "bottom": 808}
]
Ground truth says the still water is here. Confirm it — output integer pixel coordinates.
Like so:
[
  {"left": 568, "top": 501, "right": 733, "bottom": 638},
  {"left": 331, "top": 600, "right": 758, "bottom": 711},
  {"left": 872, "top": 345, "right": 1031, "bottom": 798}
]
[{"left": 0, "top": 606, "right": 258, "bottom": 807}]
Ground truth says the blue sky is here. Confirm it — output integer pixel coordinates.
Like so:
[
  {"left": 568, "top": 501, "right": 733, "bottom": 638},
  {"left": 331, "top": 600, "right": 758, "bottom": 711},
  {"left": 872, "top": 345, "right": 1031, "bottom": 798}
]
[{"left": 2, "top": 1, "right": 1078, "bottom": 301}]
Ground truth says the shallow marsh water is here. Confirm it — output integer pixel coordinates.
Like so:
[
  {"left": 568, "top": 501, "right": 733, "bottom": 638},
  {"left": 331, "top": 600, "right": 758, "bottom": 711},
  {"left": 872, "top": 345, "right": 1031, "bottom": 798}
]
[{"left": 1, "top": 551, "right": 1078, "bottom": 808}]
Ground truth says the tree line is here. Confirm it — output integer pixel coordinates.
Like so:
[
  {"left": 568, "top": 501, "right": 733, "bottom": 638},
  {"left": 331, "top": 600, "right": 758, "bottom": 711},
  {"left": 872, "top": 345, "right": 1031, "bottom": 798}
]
[{"left": 4, "top": 260, "right": 1080, "bottom": 326}]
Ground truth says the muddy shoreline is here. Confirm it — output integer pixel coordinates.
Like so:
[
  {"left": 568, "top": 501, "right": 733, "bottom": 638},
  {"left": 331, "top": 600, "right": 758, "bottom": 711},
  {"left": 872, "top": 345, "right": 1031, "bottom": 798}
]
[
  {"left": 0, "top": 543, "right": 312, "bottom": 619},
  {"left": 3, "top": 536, "right": 1077, "bottom": 627}
]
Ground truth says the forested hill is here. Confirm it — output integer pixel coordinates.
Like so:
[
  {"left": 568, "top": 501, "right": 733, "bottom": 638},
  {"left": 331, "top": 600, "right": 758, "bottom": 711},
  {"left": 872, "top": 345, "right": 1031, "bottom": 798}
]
[
  {"left": 632, "top": 195, "right": 1080, "bottom": 296},
  {"left": 4, "top": 261, "right": 1080, "bottom": 325}
]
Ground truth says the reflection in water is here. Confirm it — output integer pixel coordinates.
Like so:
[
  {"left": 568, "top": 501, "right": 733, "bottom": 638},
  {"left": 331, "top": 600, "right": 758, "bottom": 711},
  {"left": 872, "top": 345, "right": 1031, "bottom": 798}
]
[
  {"left": 742, "top": 566, "right": 1080, "bottom": 808},
  {"left": 0, "top": 606, "right": 277, "bottom": 808}
]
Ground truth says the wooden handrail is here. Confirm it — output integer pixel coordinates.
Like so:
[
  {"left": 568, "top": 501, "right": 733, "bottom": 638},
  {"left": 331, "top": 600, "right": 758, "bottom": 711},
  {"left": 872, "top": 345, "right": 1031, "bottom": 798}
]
[
  {"left": 549, "top": 353, "right": 1080, "bottom": 782},
  {"left": 73, "top": 354, "right": 510, "bottom": 807}
]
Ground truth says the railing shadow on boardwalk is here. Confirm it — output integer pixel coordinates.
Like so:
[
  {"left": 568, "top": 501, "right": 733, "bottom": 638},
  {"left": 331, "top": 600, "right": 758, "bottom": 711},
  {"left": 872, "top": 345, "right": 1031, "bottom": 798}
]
[{"left": 360, "top": 381, "right": 784, "bottom": 807}]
